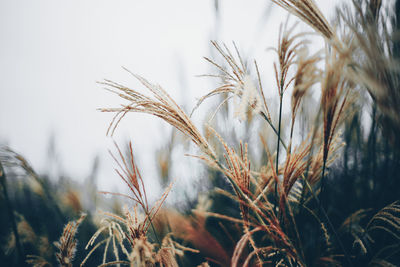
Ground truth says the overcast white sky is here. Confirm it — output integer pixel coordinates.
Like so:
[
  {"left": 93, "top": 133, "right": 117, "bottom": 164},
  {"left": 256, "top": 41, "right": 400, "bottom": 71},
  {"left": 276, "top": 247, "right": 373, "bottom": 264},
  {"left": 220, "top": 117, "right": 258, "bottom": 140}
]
[{"left": 0, "top": 1, "right": 341, "bottom": 194}]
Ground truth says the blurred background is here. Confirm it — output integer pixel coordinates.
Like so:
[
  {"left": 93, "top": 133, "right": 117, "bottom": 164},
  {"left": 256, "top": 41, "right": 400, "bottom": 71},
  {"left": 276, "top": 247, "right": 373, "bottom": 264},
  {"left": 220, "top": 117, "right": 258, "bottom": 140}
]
[{"left": 0, "top": 0, "right": 340, "bottom": 193}]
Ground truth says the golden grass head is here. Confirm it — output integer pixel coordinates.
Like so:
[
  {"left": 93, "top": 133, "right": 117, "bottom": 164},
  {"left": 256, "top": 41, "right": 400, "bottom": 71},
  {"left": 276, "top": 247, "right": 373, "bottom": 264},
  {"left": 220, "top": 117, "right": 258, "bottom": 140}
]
[
  {"left": 100, "top": 72, "right": 215, "bottom": 158},
  {"left": 156, "top": 233, "right": 199, "bottom": 267},
  {"left": 129, "top": 235, "right": 155, "bottom": 266},
  {"left": 270, "top": 0, "right": 335, "bottom": 40},
  {"left": 54, "top": 213, "right": 86, "bottom": 267},
  {"left": 156, "top": 247, "right": 179, "bottom": 267},
  {"left": 272, "top": 21, "right": 306, "bottom": 96},
  {"left": 107, "top": 141, "right": 149, "bottom": 212},
  {"left": 234, "top": 74, "right": 262, "bottom": 121},
  {"left": 193, "top": 42, "right": 270, "bottom": 124}
]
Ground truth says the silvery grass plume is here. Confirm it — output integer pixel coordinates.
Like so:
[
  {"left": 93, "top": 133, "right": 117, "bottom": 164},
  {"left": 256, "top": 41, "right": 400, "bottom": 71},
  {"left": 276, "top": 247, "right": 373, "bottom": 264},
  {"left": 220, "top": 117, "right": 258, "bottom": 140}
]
[
  {"left": 100, "top": 71, "right": 215, "bottom": 159},
  {"left": 192, "top": 41, "right": 272, "bottom": 128},
  {"left": 100, "top": 61, "right": 267, "bottom": 236},
  {"left": 234, "top": 75, "right": 262, "bottom": 121},
  {"left": 269, "top": 0, "right": 335, "bottom": 41}
]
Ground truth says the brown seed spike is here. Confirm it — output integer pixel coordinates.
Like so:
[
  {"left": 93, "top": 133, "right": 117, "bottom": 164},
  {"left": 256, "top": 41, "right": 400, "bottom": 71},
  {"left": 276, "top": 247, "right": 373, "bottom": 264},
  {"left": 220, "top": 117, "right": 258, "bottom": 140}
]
[{"left": 54, "top": 213, "right": 86, "bottom": 267}]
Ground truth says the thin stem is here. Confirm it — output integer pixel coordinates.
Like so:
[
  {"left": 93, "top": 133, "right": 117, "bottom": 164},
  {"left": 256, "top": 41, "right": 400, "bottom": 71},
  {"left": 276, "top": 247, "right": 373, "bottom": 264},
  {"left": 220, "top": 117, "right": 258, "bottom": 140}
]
[
  {"left": 144, "top": 208, "right": 161, "bottom": 246},
  {"left": 274, "top": 91, "right": 284, "bottom": 214},
  {"left": 260, "top": 111, "right": 287, "bottom": 151},
  {"left": 319, "top": 156, "right": 328, "bottom": 212}
]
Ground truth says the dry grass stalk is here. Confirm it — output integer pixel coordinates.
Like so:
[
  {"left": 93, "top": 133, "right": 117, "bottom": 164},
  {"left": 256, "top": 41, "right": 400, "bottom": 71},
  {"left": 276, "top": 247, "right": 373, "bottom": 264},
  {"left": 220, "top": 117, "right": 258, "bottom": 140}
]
[
  {"left": 259, "top": 135, "right": 306, "bottom": 263},
  {"left": 273, "top": 21, "right": 305, "bottom": 96},
  {"left": 291, "top": 47, "right": 321, "bottom": 138},
  {"left": 84, "top": 206, "right": 186, "bottom": 266},
  {"left": 193, "top": 42, "right": 262, "bottom": 119},
  {"left": 339, "top": 0, "right": 400, "bottom": 146},
  {"left": 156, "top": 233, "right": 199, "bottom": 267},
  {"left": 100, "top": 72, "right": 215, "bottom": 158},
  {"left": 201, "top": 134, "right": 267, "bottom": 265},
  {"left": 129, "top": 235, "right": 155, "bottom": 266},
  {"left": 54, "top": 213, "right": 86, "bottom": 267},
  {"left": 282, "top": 138, "right": 313, "bottom": 199},
  {"left": 104, "top": 142, "right": 149, "bottom": 212},
  {"left": 189, "top": 125, "right": 275, "bottom": 230},
  {"left": 270, "top": 0, "right": 335, "bottom": 40},
  {"left": 319, "top": 46, "right": 355, "bottom": 206},
  {"left": 231, "top": 227, "right": 263, "bottom": 267},
  {"left": 84, "top": 143, "right": 178, "bottom": 266},
  {"left": 321, "top": 49, "right": 352, "bottom": 165},
  {"left": 94, "top": 2, "right": 388, "bottom": 265},
  {"left": 100, "top": 142, "right": 174, "bottom": 234},
  {"left": 232, "top": 226, "right": 302, "bottom": 266},
  {"left": 297, "top": 131, "right": 343, "bottom": 188},
  {"left": 271, "top": 20, "right": 309, "bottom": 215},
  {"left": 193, "top": 42, "right": 275, "bottom": 131}
]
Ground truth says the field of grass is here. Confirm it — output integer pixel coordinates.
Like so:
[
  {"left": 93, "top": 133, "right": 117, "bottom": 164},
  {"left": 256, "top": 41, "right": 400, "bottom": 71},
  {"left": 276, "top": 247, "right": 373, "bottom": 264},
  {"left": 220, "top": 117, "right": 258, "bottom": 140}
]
[{"left": 1, "top": 0, "right": 400, "bottom": 266}]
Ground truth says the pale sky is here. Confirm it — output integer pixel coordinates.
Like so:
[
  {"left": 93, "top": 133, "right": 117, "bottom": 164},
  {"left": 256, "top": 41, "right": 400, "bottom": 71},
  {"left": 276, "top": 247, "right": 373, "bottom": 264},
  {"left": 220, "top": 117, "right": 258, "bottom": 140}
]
[{"left": 0, "top": 1, "right": 341, "bottom": 196}]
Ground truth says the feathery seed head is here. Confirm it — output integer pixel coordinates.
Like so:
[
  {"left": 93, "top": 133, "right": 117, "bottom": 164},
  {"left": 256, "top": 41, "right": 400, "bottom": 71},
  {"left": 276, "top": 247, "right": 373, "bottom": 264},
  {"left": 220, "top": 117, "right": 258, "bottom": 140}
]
[
  {"left": 234, "top": 75, "right": 262, "bottom": 121},
  {"left": 54, "top": 213, "right": 86, "bottom": 267}
]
